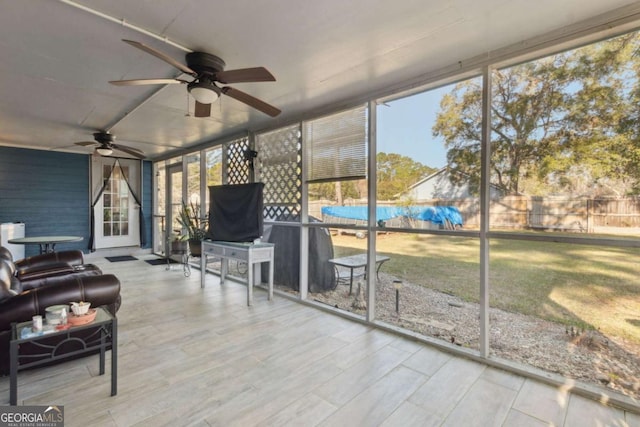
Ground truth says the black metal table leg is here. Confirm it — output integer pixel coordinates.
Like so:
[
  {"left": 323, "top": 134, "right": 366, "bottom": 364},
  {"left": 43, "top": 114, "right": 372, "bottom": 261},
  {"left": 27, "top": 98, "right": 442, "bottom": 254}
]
[
  {"left": 349, "top": 268, "right": 354, "bottom": 295},
  {"left": 111, "top": 318, "right": 117, "bottom": 396},
  {"left": 10, "top": 340, "right": 17, "bottom": 405},
  {"left": 99, "top": 331, "right": 105, "bottom": 376}
]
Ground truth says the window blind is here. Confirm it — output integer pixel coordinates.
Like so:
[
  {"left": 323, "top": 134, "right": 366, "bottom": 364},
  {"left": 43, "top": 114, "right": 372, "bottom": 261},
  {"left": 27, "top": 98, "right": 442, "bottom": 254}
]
[{"left": 304, "top": 105, "right": 367, "bottom": 183}]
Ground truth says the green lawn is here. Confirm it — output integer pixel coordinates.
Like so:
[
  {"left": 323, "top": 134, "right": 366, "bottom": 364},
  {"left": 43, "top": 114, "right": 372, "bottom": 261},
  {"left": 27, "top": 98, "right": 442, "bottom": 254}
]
[{"left": 331, "top": 232, "right": 640, "bottom": 345}]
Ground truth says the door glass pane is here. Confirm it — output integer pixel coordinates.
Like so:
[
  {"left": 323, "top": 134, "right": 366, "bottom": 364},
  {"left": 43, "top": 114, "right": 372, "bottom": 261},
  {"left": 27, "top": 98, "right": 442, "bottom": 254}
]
[
  {"left": 154, "top": 162, "right": 167, "bottom": 255},
  {"left": 170, "top": 168, "right": 183, "bottom": 239},
  {"left": 103, "top": 165, "right": 130, "bottom": 238},
  {"left": 205, "top": 148, "right": 223, "bottom": 217},
  {"left": 186, "top": 153, "right": 200, "bottom": 203}
]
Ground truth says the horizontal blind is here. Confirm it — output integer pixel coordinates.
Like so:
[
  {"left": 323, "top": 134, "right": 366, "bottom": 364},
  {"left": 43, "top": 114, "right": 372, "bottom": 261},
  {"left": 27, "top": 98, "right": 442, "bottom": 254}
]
[{"left": 304, "top": 105, "right": 367, "bottom": 183}]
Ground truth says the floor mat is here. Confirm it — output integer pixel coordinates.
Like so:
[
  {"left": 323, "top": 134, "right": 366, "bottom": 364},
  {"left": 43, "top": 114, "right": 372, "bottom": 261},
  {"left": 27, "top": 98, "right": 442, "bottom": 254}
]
[
  {"left": 105, "top": 255, "right": 138, "bottom": 262},
  {"left": 145, "top": 258, "right": 178, "bottom": 265}
]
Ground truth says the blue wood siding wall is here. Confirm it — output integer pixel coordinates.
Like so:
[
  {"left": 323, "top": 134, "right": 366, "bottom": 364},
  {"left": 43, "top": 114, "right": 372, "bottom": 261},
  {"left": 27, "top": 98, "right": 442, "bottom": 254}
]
[{"left": 0, "top": 147, "right": 152, "bottom": 256}]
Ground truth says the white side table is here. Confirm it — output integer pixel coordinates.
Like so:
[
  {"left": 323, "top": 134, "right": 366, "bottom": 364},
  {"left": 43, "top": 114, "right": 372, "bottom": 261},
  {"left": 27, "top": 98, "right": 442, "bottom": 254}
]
[{"left": 200, "top": 240, "right": 274, "bottom": 306}]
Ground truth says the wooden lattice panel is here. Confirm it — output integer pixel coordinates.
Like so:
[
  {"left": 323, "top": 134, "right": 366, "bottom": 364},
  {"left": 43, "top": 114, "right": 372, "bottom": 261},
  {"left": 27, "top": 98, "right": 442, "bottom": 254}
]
[
  {"left": 256, "top": 125, "right": 302, "bottom": 221},
  {"left": 224, "top": 137, "right": 250, "bottom": 185}
]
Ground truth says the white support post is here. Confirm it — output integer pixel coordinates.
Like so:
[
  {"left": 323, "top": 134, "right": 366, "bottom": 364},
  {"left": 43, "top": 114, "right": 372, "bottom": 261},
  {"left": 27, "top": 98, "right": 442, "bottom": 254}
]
[
  {"left": 479, "top": 65, "right": 492, "bottom": 357},
  {"left": 199, "top": 149, "right": 207, "bottom": 219},
  {"left": 366, "top": 101, "right": 377, "bottom": 322},
  {"left": 248, "top": 131, "right": 256, "bottom": 183},
  {"left": 299, "top": 123, "right": 309, "bottom": 300}
]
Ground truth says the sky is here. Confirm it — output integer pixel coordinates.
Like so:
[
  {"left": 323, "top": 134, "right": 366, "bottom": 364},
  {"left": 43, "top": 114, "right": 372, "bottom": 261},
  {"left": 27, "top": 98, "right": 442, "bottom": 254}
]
[{"left": 376, "top": 85, "right": 451, "bottom": 169}]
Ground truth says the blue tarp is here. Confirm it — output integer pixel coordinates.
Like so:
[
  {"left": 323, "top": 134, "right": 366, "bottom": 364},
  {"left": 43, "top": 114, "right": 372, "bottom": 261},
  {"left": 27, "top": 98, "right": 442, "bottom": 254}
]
[
  {"left": 415, "top": 206, "right": 463, "bottom": 225},
  {"left": 321, "top": 206, "right": 463, "bottom": 226}
]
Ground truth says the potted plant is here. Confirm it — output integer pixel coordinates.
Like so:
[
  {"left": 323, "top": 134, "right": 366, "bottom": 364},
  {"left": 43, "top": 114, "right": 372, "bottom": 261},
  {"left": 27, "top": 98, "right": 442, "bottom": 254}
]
[
  {"left": 170, "top": 232, "right": 188, "bottom": 254},
  {"left": 176, "top": 201, "right": 208, "bottom": 256}
]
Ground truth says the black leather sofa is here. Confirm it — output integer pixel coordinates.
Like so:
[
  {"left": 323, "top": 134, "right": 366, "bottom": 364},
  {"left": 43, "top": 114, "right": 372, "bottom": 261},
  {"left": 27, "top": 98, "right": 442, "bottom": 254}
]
[{"left": 0, "top": 250, "right": 121, "bottom": 375}]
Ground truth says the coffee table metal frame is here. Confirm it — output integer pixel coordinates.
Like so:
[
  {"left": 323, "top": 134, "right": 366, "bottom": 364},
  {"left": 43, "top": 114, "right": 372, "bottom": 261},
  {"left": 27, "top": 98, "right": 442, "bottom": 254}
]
[{"left": 9, "top": 307, "right": 117, "bottom": 405}]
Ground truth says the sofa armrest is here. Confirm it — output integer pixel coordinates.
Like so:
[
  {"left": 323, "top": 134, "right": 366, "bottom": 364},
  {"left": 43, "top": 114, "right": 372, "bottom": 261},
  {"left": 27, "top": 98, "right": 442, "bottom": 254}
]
[{"left": 15, "top": 250, "right": 85, "bottom": 272}]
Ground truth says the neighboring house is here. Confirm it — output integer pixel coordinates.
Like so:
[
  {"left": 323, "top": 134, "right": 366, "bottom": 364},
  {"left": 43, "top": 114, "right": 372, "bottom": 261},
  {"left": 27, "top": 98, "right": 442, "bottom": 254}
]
[{"left": 401, "top": 167, "right": 505, "bottom": 201}]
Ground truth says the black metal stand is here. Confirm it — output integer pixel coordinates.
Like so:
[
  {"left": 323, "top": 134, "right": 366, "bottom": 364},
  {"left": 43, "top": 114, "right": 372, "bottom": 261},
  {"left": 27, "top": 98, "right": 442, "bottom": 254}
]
[{"left": 167, "top": 242, "right": 190, "bottom": 276}]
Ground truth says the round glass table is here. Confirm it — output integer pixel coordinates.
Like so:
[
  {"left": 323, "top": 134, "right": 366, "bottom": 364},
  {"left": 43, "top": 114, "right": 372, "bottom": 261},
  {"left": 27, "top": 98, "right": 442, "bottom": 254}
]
[{"left": 8, "top": 236, "right": 83, "bottom": 254}]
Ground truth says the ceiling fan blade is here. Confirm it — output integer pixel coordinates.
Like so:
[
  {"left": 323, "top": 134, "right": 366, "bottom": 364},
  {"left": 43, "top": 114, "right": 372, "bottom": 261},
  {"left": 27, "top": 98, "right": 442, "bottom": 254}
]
[
  {"left": 215, "top": 67, "right": 276, "bottom": 84},
  {"left": 122, "top": 39, "right": 196, "bottom": 76},
  {"left": 222, "top": 87, "right": 281, "bottom": 117},
  {"left": 109, "top": 78, "right": 188, "bottom": 86},
  {"left": 194, "top": 101, "right": 211, "bottom": 118},
  {"left": 112, "top": 143, "right": 145, "bottom": 159},
  {"left": 75, "top": 141, "right": 96, "bottom": 147}
]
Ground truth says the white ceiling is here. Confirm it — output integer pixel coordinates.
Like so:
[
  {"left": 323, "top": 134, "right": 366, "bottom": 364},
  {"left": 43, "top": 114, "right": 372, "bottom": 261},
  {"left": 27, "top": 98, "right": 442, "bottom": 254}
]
[{"left": 1, "top": 0, "right": 639, "bottom": 159}]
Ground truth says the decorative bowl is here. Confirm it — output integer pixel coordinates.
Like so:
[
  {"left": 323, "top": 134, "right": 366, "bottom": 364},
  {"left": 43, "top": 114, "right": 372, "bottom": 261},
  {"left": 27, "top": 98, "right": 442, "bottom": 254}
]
[
  {"left": 45, "top": 305, "right": 68, "bottom": 325},
  {"left": 67, "top": 309, "right": 97, "bottom": 326},
  {"left": 70, "top": 301, "right": 91, "bottom": 316}
]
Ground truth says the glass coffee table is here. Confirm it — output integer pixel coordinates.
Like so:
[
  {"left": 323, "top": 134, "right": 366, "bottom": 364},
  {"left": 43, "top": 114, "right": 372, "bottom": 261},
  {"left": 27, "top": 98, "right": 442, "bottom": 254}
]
[{"left": 9, "top": 307, "right": 117, "bottom": 405}]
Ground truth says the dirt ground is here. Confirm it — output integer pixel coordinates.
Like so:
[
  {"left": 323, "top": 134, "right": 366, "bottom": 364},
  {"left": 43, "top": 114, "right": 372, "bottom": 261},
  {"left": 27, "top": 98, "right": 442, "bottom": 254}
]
[{"left": 304, "top": 272, "right": 640, "bottom": 400}]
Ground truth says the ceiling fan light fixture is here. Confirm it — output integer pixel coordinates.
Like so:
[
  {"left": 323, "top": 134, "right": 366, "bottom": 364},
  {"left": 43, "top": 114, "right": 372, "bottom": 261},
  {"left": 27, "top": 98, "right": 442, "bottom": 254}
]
[
  {"left": 96, "top": 146, "right": 113, "bottom": 156},
  {"left": 188, "top": 80, "right": 220, "bottom": 104}
]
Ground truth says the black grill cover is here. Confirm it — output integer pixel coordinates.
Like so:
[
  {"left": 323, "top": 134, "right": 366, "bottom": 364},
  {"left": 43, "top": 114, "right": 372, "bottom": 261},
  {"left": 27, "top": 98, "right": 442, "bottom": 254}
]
[
  {"left": 263, "top": 217, "right": 336, "bottom": 292},
  {"left": 207, "top": 183, "right": 264, "bottom": 242}
]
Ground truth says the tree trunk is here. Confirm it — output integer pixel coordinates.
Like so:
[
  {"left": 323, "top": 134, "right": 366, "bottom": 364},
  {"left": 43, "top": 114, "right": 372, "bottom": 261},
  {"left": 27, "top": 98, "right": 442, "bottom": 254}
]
[{"left": 336, "top": 181, "right": 343, "bottom": 205}]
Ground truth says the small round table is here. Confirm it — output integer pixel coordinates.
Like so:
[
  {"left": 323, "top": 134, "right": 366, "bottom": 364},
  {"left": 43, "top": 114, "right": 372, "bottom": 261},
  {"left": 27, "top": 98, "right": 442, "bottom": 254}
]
[{"left": 8, "top": 236, "right": 84, "bottom": 254}]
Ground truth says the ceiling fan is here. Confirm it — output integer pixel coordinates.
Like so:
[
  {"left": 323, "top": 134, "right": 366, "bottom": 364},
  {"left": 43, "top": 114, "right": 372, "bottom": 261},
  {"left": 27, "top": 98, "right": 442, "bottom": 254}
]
[
  {"left": 75, "top": 132, "right": 145, "bottom": 159},
  {"left": 109, "top": 39, "right": 281, "bottom": 118}
]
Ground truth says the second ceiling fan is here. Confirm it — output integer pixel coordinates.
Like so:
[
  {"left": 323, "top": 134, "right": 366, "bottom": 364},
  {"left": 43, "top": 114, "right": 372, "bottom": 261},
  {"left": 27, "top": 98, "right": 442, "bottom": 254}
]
[{"left": 110, "top": 40, "right": 281, "bottom": 118}]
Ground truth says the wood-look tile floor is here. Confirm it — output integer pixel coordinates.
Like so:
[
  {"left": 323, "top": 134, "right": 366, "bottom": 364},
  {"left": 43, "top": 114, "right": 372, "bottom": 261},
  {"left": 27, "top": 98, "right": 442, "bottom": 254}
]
[{"left": 1, "top": 256, "right": 639, "bottom": 426}]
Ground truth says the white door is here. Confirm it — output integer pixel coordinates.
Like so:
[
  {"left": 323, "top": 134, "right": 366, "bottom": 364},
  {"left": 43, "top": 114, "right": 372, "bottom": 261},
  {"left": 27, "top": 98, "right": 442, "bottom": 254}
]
[{"left": 92, "top": 157, "right": 141, "bottom": 249}]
